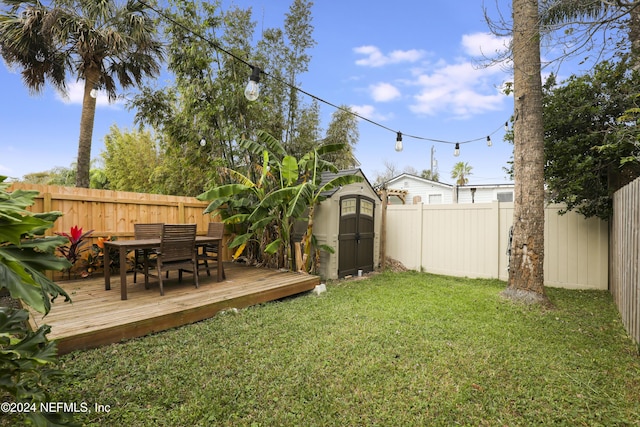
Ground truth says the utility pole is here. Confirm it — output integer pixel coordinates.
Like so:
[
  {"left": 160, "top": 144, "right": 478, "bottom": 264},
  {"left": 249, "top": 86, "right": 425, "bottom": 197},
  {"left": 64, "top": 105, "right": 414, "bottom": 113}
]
[{"left": 430, "top": 145, "right": 437, "bottom": 180}]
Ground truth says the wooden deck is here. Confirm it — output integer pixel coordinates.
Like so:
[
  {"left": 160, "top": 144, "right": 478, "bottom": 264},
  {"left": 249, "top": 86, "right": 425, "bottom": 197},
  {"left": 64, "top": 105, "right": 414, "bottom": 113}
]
[{"left": 28, "top": 263, "right": 320, "bottom": 355}]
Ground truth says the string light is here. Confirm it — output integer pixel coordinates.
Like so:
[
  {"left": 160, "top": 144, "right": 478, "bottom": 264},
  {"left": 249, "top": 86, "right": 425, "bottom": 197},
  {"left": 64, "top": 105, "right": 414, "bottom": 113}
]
[
  {"left": 395, "top": 132, "right": 403, "bottom": 152},
  {"left": 90, "top": 84, "right": 99, "bottom": 99},
  {"left": 244, "top": 66, "right": 261, "bottom": 101},
  {"left": 137, "top": 0, "right": 506, "bottom": 157}
]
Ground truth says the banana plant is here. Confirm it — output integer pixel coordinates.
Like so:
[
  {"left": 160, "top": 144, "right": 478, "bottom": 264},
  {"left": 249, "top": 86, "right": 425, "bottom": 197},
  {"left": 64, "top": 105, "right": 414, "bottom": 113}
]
[{"left": 198, "top": 130, "right": 362, "bottom": 272}]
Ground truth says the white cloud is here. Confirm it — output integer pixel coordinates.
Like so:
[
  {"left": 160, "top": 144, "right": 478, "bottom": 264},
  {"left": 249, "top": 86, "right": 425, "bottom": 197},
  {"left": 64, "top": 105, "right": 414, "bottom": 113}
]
[
  {"left": 370, "top": 82, "right": 401, "bottom": 102},
  {"left": 350, "top": 104, "right": 394, "bottom": 122},
  {"left": 409, "top": 61, "right": 508, "bottom": 118},
  {"left": 55, "top": 80, "right": 122, "bottom": 108},
  {"left": 461, "top": 32, "right": 510, "bottom": 58},
  {"left": 354, "top": 45, "right": 425, "bottom": 67}
]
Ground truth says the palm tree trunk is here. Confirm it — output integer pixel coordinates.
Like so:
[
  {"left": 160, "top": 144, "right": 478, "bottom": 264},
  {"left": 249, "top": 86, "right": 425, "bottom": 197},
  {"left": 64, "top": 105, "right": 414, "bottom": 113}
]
[
  {"left": 507, "top": 0, "right": 546, "bottom": 297},
  {"left": 75, "top": 74, "right": 98, "bottom": 188}
]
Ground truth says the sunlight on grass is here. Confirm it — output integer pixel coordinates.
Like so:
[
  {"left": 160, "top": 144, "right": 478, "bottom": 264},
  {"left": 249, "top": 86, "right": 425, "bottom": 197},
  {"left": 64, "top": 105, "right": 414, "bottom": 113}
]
[{"left": 10, "top": 271, "right": 640, "bottom": 426}]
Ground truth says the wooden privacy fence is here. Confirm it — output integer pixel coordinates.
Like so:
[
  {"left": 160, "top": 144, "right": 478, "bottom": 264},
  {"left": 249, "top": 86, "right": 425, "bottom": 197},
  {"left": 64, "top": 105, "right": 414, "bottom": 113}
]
[
  {"left": 8, "top": 183, "right": 224, "bottom": 257},
  {"left": 610, "top": 177, "right": 640, "bottom": 345},
  {"left": 385, "top": 202, "right": 609, "bottom": 290}
]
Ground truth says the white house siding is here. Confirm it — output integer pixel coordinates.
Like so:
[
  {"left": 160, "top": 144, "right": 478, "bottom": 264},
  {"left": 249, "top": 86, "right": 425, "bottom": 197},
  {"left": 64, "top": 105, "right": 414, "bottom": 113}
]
[
  {"left": 386, "top": 174, "right": 453, "bottom": 204},
  {"left": 457, "top": 186, "right": 514, "bottom": 204},
  {"left": 386, "top": 174, "right": 513, "bottom": 205}
]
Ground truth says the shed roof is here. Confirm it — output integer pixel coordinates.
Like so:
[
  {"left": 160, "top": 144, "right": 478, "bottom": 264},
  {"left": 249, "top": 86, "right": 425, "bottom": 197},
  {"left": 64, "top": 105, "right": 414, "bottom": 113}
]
[{"left": 319, "top": 168, "right": 379, "bottom": 199}]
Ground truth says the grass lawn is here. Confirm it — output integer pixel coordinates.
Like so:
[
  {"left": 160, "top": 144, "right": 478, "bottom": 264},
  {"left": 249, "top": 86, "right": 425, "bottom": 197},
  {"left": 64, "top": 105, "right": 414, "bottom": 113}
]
[{"left": 10, "top": 271, "right": 640, "bottom": 426}]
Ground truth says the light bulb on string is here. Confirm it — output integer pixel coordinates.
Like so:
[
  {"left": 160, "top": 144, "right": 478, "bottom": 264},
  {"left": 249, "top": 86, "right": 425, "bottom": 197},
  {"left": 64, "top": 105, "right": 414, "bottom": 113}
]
[
  {"left": 199, "top": 138, "right": 206, "bottom": 147},
  {"left": 395, "top": 132, "right": 403, "bottom": 152},
  {"left": 454, "top": 143, "right": 460, "bottom": 157},
  {"left": 90, "top": 85, "right": 99, "bottom": 99},
  {"left": 244, "top": 66, "right": 261, "bottom": 101},
  {"left": 504, "top": 121, "right": 509, "bottom": 132},
  {"left": 486, "top": 136, "right": 492, "bottom": 147}
]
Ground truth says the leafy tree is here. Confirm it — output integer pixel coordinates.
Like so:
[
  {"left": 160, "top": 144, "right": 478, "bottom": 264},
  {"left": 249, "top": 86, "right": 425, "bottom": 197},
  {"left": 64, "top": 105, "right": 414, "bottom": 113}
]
[
  {"left": 539, "top": 0, "right": 640, "bottom": 68},
  {"left": 0, "top": 176, "right": 75, "bottom": 425},
  {"left": 506, "top": 0, "right": 547, "bottom": 301},
  {"left": 21, "top": 160, "right": 109, "bottom": 189},
  {"left": 323, "top": 106, "right": 360, "bottom": 169},
  {"left": 0, "top": 0, "right": 164, "bottom": 188},
  {"left": 23, "top": 166, "right": 75, "bottom": 186},
  {"left": 102, "top": 125, "right": 162, "bottom": 193},
  {"left": 450, "top": 162, "right": 473, "bottom": 185},
  {"left": 420, "top": 169, "right": 440, "bottom": 182},
  {"left": 131, "top": 0, "right": 320, "bottom": 196},
  {"left": 543, "top": 58, "right": 640, "bottom": 219},
  {"left": 132, "top": 0, "right": 249, "bottom": 196}
]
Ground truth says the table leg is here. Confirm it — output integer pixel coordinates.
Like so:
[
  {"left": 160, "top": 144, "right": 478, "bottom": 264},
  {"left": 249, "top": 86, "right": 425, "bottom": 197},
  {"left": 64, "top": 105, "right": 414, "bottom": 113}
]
[
  {"left": 104, "top": 246, "right": 111, "bottom": 290},
  {"left": 119, "top": 247, "right": 128, "bottom": 300}
]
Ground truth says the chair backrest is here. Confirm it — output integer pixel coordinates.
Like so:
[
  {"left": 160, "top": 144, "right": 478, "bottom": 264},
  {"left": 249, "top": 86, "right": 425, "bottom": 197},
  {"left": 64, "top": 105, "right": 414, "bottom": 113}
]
[
  {"left": 134, "top": 223, "right": 164, "bottom": 240},
  {"left": 206, "top": 222, "right": 224, "bottom": 239},
  {"left": 159, "top": 224, "right": 197, "bottom": 262}
]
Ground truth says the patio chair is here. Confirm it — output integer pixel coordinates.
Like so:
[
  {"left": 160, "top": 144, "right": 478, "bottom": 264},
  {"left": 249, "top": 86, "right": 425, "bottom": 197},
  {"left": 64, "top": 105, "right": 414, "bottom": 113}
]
[
  {"left": 133, "top": 223, "right": 163, "bottom": 288},
  {"left": 155, "top": 224, "right": 199, "bottom": 296},
  {"left": 198, "top": 222, "right": 226, "bottom": 279}
]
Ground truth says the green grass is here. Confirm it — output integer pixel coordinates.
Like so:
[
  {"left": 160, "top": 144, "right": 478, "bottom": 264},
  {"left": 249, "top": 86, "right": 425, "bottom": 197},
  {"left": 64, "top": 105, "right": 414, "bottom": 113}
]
[{"left": 11, "top": 272, "right": 640, "bottom": 426}]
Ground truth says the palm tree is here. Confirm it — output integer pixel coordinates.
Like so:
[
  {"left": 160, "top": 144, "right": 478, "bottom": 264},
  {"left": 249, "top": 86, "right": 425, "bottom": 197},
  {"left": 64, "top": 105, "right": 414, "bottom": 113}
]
[
  {"left": 540, "top": 0, "right": 640, "bottom": 69},
  {"left": 450, "top": 161, "right": 473, "bottom": 186},
  {"left": 0, "top": 0, "right": 164, "bottom": 188},
  {"left": 507, "top": 0, "right": 546, "bottom": 300}
]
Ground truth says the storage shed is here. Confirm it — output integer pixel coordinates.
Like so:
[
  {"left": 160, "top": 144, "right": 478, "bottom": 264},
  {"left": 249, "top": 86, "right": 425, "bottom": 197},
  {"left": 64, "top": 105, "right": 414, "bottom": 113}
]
[{"left": 311, "top": 169, "right": 382, "bottom": 280}]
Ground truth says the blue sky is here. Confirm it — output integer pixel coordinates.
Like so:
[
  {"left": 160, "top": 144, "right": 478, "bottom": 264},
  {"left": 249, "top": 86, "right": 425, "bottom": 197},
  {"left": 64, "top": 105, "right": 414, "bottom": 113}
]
[{"left": 1, "top": 0, "right": 518, "bottom": 185}]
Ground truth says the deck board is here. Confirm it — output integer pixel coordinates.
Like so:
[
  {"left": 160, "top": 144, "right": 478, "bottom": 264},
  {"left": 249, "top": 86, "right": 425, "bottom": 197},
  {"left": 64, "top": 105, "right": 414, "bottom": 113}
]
[{"left": 28, "top": 263, "right": 320, "bottom": 354}]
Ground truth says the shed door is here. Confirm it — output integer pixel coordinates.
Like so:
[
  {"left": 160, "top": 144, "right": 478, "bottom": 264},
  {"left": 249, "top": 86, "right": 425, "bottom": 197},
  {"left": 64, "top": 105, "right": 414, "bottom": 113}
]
[{"left": 338, "top": 196, "right": 375, "bottom": 277}]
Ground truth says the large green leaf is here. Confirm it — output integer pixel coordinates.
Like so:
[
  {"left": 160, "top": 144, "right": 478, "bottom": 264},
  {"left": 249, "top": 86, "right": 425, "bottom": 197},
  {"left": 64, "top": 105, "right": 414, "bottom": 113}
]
[
  {"left": 0, "top": 262, "right": 47, "bottom": 314},
  {"left": 281, "top": 155, "right": 299, "bottom": 186},
  {"left": 316, "top": 142, "right": 346, "bottom": 155},
  {"left": 224, "top": 213, "right": 250, "bottom": 224},
  {"left": 286, "top": 183, "right": 314, "bottom": 219},
  {"left": 0, "top": 216, "right": 51, "bottom": 245},
  {"left": 1, "top": 246, "right": 71, "bottom": 273},
  {"left": 249, "top": 214, "right": 278, "bottom": 231},
  {"left": 264, "top": 238, "right": 283, "bottom": 254},
  {"left": 197, "top": 183, "right": 251, "bottom": 202},
  {"left": 10, "top": 236, "right": 69, "bottom": 255},
  {"left": 239, "top": 137, "right": 269, "bottom": 157},
  {"left": 317, "top": 174, "right": 364, "bottom": 195},
  {"left": 257, "top": 130, "right": 287, "bottom": 159},
  {"left": 228, "top": 232, "right": 252, "bottom": 249}
]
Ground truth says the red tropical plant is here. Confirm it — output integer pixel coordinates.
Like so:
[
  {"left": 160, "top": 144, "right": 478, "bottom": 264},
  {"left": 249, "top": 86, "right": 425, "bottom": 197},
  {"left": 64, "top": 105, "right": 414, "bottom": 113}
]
[{"left": 56, "top": 226, "right": 94, "bottom": 276}]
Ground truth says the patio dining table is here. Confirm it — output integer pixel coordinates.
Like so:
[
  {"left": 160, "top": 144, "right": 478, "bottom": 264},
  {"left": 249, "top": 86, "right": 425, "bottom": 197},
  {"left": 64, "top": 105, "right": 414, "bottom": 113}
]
[{"left": 104, "top": 236, "right": 223, "bottom": 300}]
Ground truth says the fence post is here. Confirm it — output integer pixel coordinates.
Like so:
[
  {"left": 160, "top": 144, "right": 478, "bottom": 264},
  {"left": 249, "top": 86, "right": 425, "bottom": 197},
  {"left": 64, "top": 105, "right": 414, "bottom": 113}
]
[
  {"left": 493, "top": 201, "right": 500, "bottom": 279},
  {"left": 380, "top": 188, "right": 387, "bottom": 270},
  {"left": 178, "top": 202, "right": 185, "bottom": 224},
  {"left": 418, "top": 202, "right": 425, "bottom": 271}
]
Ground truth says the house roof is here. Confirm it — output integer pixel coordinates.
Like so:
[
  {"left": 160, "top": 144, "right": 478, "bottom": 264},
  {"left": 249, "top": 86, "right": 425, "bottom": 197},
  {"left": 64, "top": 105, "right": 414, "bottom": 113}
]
[
  {"left": 386, "top": 173, "right": 514, "bottom": 189},
  {"left": 385, "top": 173, "right": 453, "bottom": 189}
]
